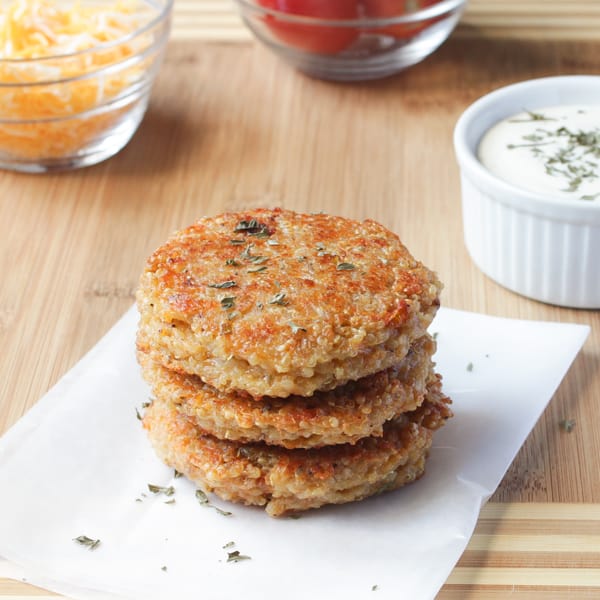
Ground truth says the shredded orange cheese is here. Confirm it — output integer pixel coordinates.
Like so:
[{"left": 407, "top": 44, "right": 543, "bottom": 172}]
[{"left": 0, "top": 0, "right": 156, "bottom": 162}]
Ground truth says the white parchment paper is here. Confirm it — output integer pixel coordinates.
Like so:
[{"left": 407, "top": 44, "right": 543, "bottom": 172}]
[{"left": 0, "top": 306, "right": 589, "bottom": 600}]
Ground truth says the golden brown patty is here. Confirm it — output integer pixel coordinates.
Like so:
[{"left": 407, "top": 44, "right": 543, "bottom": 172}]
[
  {"left": 139, "top": 334, "right": 436, "bottom": 449},
  {"left": 136, "top": 208, "right": 442, "bottom": 398},
  {"left": 142, "top": 378, "right": 452, "bottom": 517}
]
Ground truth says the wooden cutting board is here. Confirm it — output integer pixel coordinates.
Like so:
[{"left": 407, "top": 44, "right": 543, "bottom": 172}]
[
  {"left": 172, "top": 0, "right": 600, "bottom": 41},
  {"left": 1, "top": 1, "right": 599, "bottom": 598}
]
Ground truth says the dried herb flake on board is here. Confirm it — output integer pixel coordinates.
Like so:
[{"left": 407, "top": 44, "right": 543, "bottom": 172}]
[{"left": 559, "top": 418, "right": 576, "bottom": 433}]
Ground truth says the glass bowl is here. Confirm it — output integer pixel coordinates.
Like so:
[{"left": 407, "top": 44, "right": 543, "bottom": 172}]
[
  {"left": 0, "top": 0, "right": 173, "bottom": 172},
  {"left": 233, "top": 0, "right": 466, "bottom": 81}
]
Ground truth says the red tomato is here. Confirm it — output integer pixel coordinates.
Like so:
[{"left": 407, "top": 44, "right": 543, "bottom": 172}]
[
  {"left": 362, "top": 0, "right": 442, "bottom": 39},
  {"left": 257, "top": 0, "right": 360, "bottom": 55}
]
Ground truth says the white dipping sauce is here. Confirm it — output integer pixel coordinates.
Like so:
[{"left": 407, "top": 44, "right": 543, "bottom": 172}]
[{"left": 478, "top": 105, "right": 600, "bottom": 201}]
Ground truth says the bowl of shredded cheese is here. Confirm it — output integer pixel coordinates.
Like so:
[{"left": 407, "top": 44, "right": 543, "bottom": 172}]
[
  {"left": 0, "top": 0, "right": 172, "bottom": 172},
  {"left": 454, "top": 76, "right": 600, "bottom": 308}
]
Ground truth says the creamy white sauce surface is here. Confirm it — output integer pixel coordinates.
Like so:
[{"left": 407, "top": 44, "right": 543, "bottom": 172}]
[{"left": 478, "top": 105, "right": 600, "bottom": 202}]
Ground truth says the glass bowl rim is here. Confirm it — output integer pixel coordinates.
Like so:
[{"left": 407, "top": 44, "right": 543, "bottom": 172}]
[
  {"left": 234, "top": 0, "right": 465, "bottom": 27},
  {"left": 0, "top": 0, "right": 173, "bottom": 65},
  {"left": 0, "top": 17, "right": 169, "bottom": 88}
]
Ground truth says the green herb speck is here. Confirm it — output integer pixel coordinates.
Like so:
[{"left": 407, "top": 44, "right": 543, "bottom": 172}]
[
  {"left": 227, "top": 550, "right": 251, "bottom": 563},
  {"left": 148, "top": 484, "right": 175, "bottom": 496},
  {"left": 195, "top": 489, "right": 232, "bottom": 516},
  {"left": 248, "top": 255, "right": 268, "bottom": 264},
  {"left": 508, "top": 109, "right": 556, "bottom": 123},
  {"left": 290, "top": 322, "right": 306, "bottom": 334},
  {"left": 220, "top": 296, "right": 236, "bottom": 310},
  {"left": 73, "top": 536, "right": 100, "bottom": 551},
  {"left": 241, "top": 244, "right": 254, "bottom": 260},
  {"left": 207, "top": 280, "right": 237, "bottom": 289},
  {"left": 336, "top": 262, "right": 356, "bottom": 271},
  {"left": 269, "top": 292, "right": 287, "bottom": 306},
  {"left": 234, "top": 219, "right": 270, "bottom": 237},
  {"left": 559, "top": 418, "right": 576, "bottom": 433}
]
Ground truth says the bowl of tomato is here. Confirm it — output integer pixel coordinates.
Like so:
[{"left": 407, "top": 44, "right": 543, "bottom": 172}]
[{"left": 234, "top": 0, "right": 466, "bottom": 81}]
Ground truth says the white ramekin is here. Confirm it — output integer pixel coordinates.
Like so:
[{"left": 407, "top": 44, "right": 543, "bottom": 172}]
[{"left": 454, "top": 76, "right": 600, "bottom": 309}]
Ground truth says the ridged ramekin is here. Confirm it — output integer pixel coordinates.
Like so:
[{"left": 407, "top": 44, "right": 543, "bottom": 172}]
[{"left": 454, "top": 76, "right": 600, "bottom": 309}]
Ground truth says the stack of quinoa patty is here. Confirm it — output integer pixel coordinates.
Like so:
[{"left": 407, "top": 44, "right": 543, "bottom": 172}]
[{"left": 137, "top": 209, "right": 452, "bottom": 517}]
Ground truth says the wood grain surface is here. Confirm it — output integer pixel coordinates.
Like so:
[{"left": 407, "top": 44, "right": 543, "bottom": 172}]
[
  {"left": 1, "top": 1, "right": 600, "bottom": 598},
  {"left": 172, "top": 0, "right": 600, "bottom": 41}
]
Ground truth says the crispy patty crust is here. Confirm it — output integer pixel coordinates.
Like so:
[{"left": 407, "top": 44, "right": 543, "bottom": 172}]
[
  {"left": 139, "top": 335, "right": 437, "bottom": 449},
  {"left": 142, "top": 377, "right": 452, "bottom": 517},
  {"left": 136, "top": 209, "right": 442, "bottom": 398}
]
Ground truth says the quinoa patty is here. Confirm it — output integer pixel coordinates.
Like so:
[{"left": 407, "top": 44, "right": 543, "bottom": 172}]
[
  {"left": 139, "top": 335, "right": 437, "bottom": 449},
  {"left": 136, "top": 209, "right": 442, "bottom": 398},
  {"left": 142, "top": 377, "right": 451, "bottom": 517}
]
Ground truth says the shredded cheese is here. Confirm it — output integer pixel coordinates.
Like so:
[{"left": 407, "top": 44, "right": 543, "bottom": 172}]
[{"left": 0, "top": 0, "right": 158, "bottom": 161}]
